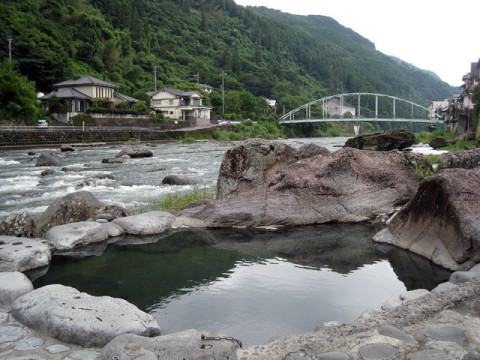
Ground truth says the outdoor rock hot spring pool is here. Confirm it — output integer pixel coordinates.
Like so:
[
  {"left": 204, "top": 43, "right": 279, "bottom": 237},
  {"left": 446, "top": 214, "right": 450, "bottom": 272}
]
[
  {"left": 33, "top": 223, "right": 451, "bottom": 346},
  {"left": 0, "top": 139, "right": 451, "bottom": 346}
]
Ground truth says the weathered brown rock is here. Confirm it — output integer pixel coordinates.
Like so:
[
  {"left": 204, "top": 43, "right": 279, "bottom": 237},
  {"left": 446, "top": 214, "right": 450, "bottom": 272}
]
[
  {"left": 344, "top": 129, "right": 415, "bottom": 151},
  {"left": 179, "top": 148, "right": 424, "bottom": 227},
  {"left": 115, "top": 145, "right": 153, "bottom": 158},
  {"left": 0, "top": 212, "right": 38, "bottom": 238},
  {"left": 438, "top": 148, "right": 480, "bottom": 170},
  {"left": 373, "top": 167, "right": 480, "bottom": 270},
  {"left": 36, "top": 192, "right": 131, "bottom": 236},
  {"left": 216, "top": 139, "right": 300, "bottom": 200},
  {"left": 35, "top": 153, "right": 63, "bottom": 167},
  {"left": 162, "top": 175, "right": 196, "bottom": 186},
  {"left": 429, "top": 136, "right": 449, "bottom": 149}
]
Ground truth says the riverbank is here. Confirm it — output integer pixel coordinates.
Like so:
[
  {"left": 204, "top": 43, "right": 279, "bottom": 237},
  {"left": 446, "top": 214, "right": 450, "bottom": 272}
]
[
  {"left": 0, "top": 124, "right": 224, "bottom": 149},
  {"left": 2, "top": 276, "right": 480, "bottom": 359}
]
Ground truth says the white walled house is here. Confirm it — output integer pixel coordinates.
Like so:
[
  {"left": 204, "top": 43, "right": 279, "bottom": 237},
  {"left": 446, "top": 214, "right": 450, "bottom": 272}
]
[
  {"left": 148, "top": 88, "right": 211, "bottom": 126},
  {"left": 40, "top": 75, "right": 139, "bottom": 123}
]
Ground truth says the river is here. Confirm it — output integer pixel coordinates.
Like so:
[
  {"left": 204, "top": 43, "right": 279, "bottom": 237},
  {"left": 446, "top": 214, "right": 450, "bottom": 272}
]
[{"left": 0, "top": 138, "right": 451, "bottom": 346}]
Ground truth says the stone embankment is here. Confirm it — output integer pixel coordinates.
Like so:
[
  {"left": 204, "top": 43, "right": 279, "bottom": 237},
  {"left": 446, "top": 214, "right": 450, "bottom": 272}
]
[{"left": 0, "top": 124, "right": 225, "bottom": 148}]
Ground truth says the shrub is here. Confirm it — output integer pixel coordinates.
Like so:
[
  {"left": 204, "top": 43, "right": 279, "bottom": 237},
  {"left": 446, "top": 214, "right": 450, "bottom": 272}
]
[{"left": 154, "top": 187, "right": 214, "bottom": 212}]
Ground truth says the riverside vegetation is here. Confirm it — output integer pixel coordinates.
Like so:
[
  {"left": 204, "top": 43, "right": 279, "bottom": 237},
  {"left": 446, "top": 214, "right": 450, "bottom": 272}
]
[{"left": 1, "top": 0, "right": 456, "bottom": 136}]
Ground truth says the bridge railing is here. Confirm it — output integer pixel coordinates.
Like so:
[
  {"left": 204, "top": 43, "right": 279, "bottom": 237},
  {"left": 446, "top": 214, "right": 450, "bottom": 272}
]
[{"left": 279, "top": 93, "right": 440, "bottom": 124}]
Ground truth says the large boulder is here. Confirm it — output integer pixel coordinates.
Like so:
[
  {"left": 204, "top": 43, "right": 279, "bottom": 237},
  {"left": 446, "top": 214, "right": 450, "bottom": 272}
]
[
  {"left": 162, "top": 175, "right": 196, "bottom": 186},
  {"left": 36, "top": 153, "right": 63, "bottom": 167},
  {"left": 99, "top": 330, "right": 240, "bottom": 360},
  {"left": 34, "top": 191, "right": 133, "bottom": 236},
  {"left": 373, "top": 167, "right": 480, "bottom": 270},
  {"left": 216, "top": 139, "right": 299, "bottom": 200},
  {"left": 344, "top": 129, "right": 415, "bottom": 151},
  {"left": 11, "top": 284, "right": 160, "bottom": 347},
  {"left": 115, "top": 145, "right": 153, "bottom": 158},
  {"left": 0, "top": 236, "right": 51, "bottom": 272},
  {"left": 45, "top": 221, "right": 109, "bottom": 251},
  {"left": 429, "top": 136, "right": 450, "bottom": 149},
  {"left": 112, "top": 211, "right": 175, "bottom": 235},
  {"left": 0, "top": 272, "right": 33, "bottom": 307},
  {"left": 438, "top": 148, "right": 480, "bottom": 170},
  {"left": 0, "top": 212, "right": 38, "bottom": 238},
  {"left": 178, "top": 148, "right": 424, "bottom": 227}
]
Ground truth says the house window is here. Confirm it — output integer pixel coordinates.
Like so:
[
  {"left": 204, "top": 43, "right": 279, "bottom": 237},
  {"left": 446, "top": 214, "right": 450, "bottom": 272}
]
[
  {"left": 170, "top": 111, "right": 174, "bottom": 114},
  {"left": 169, "top": 99, "right": 173, "bottom": 105}
]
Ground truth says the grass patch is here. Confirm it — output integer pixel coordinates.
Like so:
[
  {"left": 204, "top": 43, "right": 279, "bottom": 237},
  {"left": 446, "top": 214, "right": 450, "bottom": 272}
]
[
  {"left": 154, "top": 187, "right": 214, "bottom": 212},
  {"left": 424, "top": 154, "right": 444, "bottom": 166},
  {"left": 415, "top": 131, "right": 456, "bottom": 144},
  {"left": 438, "top": 140, "right": 476, "bottom": 150}
]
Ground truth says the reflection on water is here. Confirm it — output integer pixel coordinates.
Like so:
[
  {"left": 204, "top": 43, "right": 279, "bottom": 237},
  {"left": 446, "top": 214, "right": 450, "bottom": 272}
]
[{"left": 33, "top": 223, "right": 451, "bottom": 346}]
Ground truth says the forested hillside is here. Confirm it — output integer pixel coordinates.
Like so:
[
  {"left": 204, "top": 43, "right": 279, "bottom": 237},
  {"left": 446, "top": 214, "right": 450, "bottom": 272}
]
[{"left": 0, "top": 0, "right": 456, "bottom": 121}]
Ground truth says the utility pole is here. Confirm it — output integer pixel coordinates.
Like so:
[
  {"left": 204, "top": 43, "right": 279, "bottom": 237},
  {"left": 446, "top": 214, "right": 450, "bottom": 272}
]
[
  {"left": 221, "top": 71, "right": 225, "bottom": 115},
  {"left": 154, "top": 66, "right": 157, "bottom": 91},
  {"left": 8, "top": 35, "right": 12, "bottom": 63}
]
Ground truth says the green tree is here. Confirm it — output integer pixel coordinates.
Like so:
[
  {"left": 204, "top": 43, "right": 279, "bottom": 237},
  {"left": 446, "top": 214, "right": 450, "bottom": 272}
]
[{"left": 0, "top": 61, "right": 39, "bottom": 124}]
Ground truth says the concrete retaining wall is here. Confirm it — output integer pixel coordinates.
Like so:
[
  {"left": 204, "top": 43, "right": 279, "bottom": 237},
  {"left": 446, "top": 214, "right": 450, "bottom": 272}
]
[{"left": 0, "top": 129, "right": 173, "bottom": 148}]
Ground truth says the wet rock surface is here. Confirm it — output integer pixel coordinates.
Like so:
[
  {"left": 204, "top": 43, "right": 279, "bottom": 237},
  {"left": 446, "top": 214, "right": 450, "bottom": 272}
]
[
  {"left": 179, "top": 148, "right": 425, "bottom": 227},
  {"left": 344, "top": 129, "right": 415, "bottom": 151},
  {"left": 373, "top": 167, "right": 480, "bottom": 270},
  {"left": 0, "top": 236, "right": 51, "bottom": 272}
]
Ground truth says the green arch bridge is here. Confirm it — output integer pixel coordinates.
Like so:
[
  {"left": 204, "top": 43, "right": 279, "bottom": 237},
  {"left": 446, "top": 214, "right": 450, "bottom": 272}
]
[{"left": 278, "top": 93, "right": 442, "bottom": 125}]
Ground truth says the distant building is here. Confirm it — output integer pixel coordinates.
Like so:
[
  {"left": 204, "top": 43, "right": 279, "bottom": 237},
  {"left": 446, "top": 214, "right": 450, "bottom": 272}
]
[
  {"left": 325, "top": 98, "right": 356, "bottom": 118},
  {"left": 40, "top": 75, "right": 139, "bottom": 123},
  {"left": 148, "top": 88, "right": 211, "bottom": 127}
]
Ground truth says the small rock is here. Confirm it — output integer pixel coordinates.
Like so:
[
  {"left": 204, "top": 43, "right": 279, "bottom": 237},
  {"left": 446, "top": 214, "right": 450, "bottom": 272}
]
[
  {"left": 36, "top": 153, "right": 63, "bottom": 167},
  {"left": 0, "top": 272, "right": 34, "bottom": 307},
  {"left": 64, "top": 349, "right": 101, "bottom": 360},
  {"left": 359, "top": 343, "right": 396, "bottom": 360},
  {"left": 408, "top": 348, "right": 449, "bottom": 360},
  {"left": 162, "top": 175, "right": 196, "bottom": 186},
  {"left": 399, "top": 289, "right": 430, "bottom": 302},
  {"left": 40, "top": 169, "right": 56, "bottom": 176},
  {"left": 0, "top": 325, "right": 29, "bottom": 343},
  {"left": 432, "top": 281, "right": 458, "bottom": 294},
  {"left": 101, "top": 222, "right": 125, "bottom": 237},
  {"left": 60, "top": 145, "right": 75, "bottom": 152},
  {"left": 378, "top": 324, "right": 417, "bottom": 344},
  {"left": 317, "top": 352, "right": 350, "bottom": 360},
  {"left": 112, "top": 211, "right": 175, "bottom": 235},
  {"left": 423, "top": 325, "right": 467, "bottom": 342},
  {"left": 14, "top": 336, "right": 44, "bottom": 350},
  {"left": 45, "top": 344, "right": 71, "bottom": 353}
]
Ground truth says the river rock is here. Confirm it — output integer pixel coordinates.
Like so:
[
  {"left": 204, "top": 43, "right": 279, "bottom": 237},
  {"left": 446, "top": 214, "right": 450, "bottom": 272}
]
[
  {"left": 11, "top": 284, "right": 160, "bottom": 347},
  {"left": 45, "top": 221, "right": 109, "bottom": 250},
  {"left": 0, "top": 212, "right": 38, "bottom": 238},
  {"left": 429, "top": 136, "right": 450, "bottom": 149},
  {"left": 0, "top": 236, "right": 51, "bottom": 272},
  {"left": 344, "top": 129, "right": 415, "bottom": 151},
  {"left": 162, "top": 175, "right": 196, "bottom": 186},
  {"left": 216, "top": 139, "right": 301, "bottom": 200},
  {"left": 99, "top": 330, "right": 240, "bottom": 360},
  {"left": 0, "top": 272, "right": 33, "bottom": 307},
  {"left": 40, "top": 169, "right": 56, "bottom": 176},
  {"left": 438, "top": 148, "right": 480, "bottom": 170},
  {"left": 101, "top": 157, "right": 124, "bottom": 164},
  {"left": 101, "top": 222, "right": 125, "bottom": 237},
  {"left": 35, "top": 153, "right": 63, "bottom": 167},
  {"left": 178, "top": 148, "right": 424, "bottom": 227},
  {"left": 112, "top": 211, "right": 175, "bottom": 235},
  {"left": 115, "top": 145, "right": 153, "bottom": 158},
  {"left": 296, "top": 143, "right": 331, "bottom": 159},
  {"left": 60, "top": 145, "right": 75, "bottom": 152},
  {"left": 36, "top": 191, "right": 104, "bottom": 236},
  {"left": 373, "top": 167, "right": 480, "bottom": 270},
  {"left": 94, "top": 204, "right": 132, "bottom": 220}
]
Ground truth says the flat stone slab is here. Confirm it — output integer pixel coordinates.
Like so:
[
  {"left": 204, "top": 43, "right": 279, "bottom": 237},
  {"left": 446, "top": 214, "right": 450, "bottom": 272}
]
[
  {"left": 45, "top": 221, "right": 108, "bottom": 250},
  {"left": 0, "top": 325, "right": 28, "bottom": 343},
  {"left": 423, "top": 325, "right": 467, "bottom": 342},
  {"left": 14, "top": 336, "right": 44, "bottom": 350},
  {"left": 4, "top": 355, "right": 47, "bottom": 360},
  {"left": 11, "top": 284, "right": 160, "bottom": 347},
  {"left": 45, "top": 344, "right": 71, "bottom": 354},
  {"left": 359, "top": 343, "right": 396, "bottom": 360},
  {"left": 0, "top": 272, "right": 33, "bottom": 307},
  {"left": 0, "top": 236, "right": 51, "bottom": 272},
  {"left": 112, "top": 211, "right": 175, "bottom": 235},
  {"left": 100, "top": 330, "right": 239, "bottom": 360},
  {"left": 317, "top": 352, "right": 350, "bottom": 360},
  {"left": 378, "top": 325, "right": 417, "bottom": 344},
  {"left": 63, "top": 349, "right": 101, "bottom": 360},
  {"left": 407, "top": 348, "right": 449, "bottom": 360}
]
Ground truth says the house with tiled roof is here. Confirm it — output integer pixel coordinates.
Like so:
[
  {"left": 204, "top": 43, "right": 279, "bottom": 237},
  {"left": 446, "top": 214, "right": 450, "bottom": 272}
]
[
  {"left": 40, "top": 76, "right": 139, "bottom": 123},
  {"left": 148, "top": 88, "right": 211, "bottom": 127}
]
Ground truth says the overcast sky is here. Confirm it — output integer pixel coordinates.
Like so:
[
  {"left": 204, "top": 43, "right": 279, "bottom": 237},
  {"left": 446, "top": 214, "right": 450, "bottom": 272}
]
[{"left": 234, "top": 0, "right": 479, "bottom": 87}]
